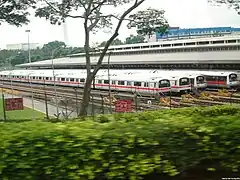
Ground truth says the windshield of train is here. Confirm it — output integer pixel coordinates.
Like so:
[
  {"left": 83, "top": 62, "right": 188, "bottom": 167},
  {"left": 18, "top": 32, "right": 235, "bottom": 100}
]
[
  {"left": 159, "top": 79, "right": 171, "bottom": 88},
  {"left": 179, "top": 78, "right": 189, "bottom": 86},
  {"left": 196, "top": 76, "right": 205, "bottom": 84},
  {"left": 229, "top": 73, "right": 238, "bottom": 82}
]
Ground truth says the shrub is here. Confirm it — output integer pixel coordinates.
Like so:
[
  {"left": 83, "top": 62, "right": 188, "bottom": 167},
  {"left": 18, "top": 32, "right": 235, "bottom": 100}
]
[{"left": 0, "top": 105, "right": 239, "bottom": 179}]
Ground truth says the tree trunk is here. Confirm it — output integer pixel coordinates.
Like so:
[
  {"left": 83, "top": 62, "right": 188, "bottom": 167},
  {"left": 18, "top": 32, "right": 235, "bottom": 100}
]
[{"left": 79, "top": 74, "right": 93, "bottom": 116}]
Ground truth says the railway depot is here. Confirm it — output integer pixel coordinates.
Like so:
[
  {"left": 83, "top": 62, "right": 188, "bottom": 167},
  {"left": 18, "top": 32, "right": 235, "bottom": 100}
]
[{"left": 1, "top": 33, "right": 240, "bottom": 116}]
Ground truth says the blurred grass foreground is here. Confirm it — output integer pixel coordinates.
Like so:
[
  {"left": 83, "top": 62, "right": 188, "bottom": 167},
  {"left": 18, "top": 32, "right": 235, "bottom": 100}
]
[{"left": 0, "top": 105, "right": 240, "bottom": 179}]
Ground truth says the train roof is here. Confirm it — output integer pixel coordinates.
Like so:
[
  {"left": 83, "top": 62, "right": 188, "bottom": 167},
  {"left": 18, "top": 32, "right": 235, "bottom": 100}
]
[
  {"left": 190, "top": 70, "right": 238, "bottom": 76},
  {"left": 96, "top": 74, "right": 169, "bottom": 82}
]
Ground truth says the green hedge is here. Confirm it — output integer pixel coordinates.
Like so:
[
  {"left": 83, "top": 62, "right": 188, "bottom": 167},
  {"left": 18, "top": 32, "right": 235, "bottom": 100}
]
[{"left": 0, "top": 105, "right": 240, "bottom": 179}]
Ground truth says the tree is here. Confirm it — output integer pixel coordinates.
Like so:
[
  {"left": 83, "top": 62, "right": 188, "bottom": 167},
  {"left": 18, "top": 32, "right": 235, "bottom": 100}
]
[
  {"left": 208, "top": 0, "right": 240, "bottom": 14},
  {"left": 99, "top": 38, "right": 124, "bottom": 47},
  {"left": 0, "top": 0, "right": 35, "bottom": 26},
  {"left": 35, "top": 1, "right": 168, "bottom": 116},
  {"left": 127, "top": 7, "right": 169, "bottom": 37},
  {"left": 42, "top": 41, "right": 66, "bottom": 58},
  {"left": 0, "top": 41, "right": 84, "bottom": 66},
  {"left": 10, "top": 52, "right": 26, "bottom": 66},
  {"left": 125, "top": 34, "right": 145, "bottom": 44}
]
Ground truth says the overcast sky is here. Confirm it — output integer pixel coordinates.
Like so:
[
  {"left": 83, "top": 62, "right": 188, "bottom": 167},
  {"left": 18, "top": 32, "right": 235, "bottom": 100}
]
[{"left": 0, "top": 0, "right": 239, "bottom": 49}]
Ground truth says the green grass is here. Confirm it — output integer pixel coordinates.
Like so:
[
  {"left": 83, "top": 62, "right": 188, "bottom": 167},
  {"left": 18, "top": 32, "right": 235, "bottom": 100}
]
[{"left": 0, "top": 98, "right": 45, "bottom": 121}]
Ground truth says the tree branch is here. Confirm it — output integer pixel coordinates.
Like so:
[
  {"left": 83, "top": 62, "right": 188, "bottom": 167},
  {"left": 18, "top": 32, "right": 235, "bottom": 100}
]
[
  {"left": 86, "top": 0, "right": 93, "bottom": 16},
  {"left": 89, "top": 0, "right": 107, "bottom": 15},
  {"left": 87, "top": 9, "right": 101, "bottom": 31},
  {"left": 92, "top": 0, "right": 146, "bottom": 75},
  {"left": 66, "top": 14, "right": 85, "bottom": 18},
  {"left": 42, "top": 0, "right": 85, "bottom": 18}
]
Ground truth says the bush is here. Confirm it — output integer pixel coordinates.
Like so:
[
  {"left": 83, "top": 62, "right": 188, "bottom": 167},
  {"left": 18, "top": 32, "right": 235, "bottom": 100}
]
[{"left": 0, "top": 105, "right": 240, "bottom": 179}]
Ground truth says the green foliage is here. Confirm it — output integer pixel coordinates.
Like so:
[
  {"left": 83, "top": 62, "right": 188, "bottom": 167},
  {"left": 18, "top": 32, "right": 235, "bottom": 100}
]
[
  {"left": 98, "top": 34, "right": 145, "bottom": 48},
  {"left": 99, "top": 38, "right": 124, "bottom": 47},
  {"left": 125, "top": 34, "right": 145, "bottom": 44},
  {"left": 127, "top": 8, "right": 169, "bottom": 37},
  {"left": 0, "top": 41, "right": 84, "bottom": 66},
  {"left": 0, "top": 0, "right": 36, "bottom": 26},
  {"left": 0, "top": 105, "right": 240, "bottom": 179}
]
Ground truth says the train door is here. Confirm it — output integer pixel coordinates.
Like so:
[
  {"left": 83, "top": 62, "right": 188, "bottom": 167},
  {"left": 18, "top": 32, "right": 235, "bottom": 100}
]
[
  {"left": 111, "top": 80, "right": 117, "bottom": 91},
  {"left": 149, "top": 82, "right": 155, "bottom": 94},
  {"left": 126, "top": 81, "right": 133, "bottom": 93},
  {"left": 144, "top": 82, "right": 149, "bottom": 94}
]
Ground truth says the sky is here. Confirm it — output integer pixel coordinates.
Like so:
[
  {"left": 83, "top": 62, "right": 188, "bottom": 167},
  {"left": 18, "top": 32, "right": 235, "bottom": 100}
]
[{"left": 0, "top": 0, "right": 239, "bottom": 49}]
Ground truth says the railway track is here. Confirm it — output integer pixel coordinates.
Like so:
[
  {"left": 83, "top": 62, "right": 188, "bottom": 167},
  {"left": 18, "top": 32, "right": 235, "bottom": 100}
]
[
  {"left": 1, "top": 81, "right": 240, "bottom": 111},
  {"left": 1, "top": 83, "right": 170, "bottom": 112}
]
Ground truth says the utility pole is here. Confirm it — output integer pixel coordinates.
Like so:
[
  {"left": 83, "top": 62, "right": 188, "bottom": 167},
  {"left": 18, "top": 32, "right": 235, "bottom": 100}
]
[
  {"left": 108, "top": 51, "right": 112, "bottom": 114},
  {"left": 25, "top": 29, "right": 31, "bottom": 63}
]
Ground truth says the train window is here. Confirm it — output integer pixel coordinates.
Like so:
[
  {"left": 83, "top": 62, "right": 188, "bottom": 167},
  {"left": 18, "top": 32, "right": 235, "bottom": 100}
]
[
  {"left": 61, "top": 78, "right": 65, "bottom": 81},
  {"left": 46, "top": 77, "right": 49, "bottom": 80},
  {"left": 33, "top": 77, "right": 35, "bottom": 79},
  {"left": 198, "top": 41, "right": 209, "bottom": 45},
  {"left": 66, "top": 78, "right": 69, "bottom": 81},
  {"left": 186, "top": 42, "right": 196, "bottom": 46},
  {"left": 196, "top": 76, "right": 205, "bottom": 84},
  {"left": 97, "top": 80, "right": 101, "bottom": 84},
  {"left": 162, "top": 44, "right": 171, "bottom": 47},
  {"left": 229, "top": 74, "right": 237, "bottom": 82},
  {"left": 227, "top": 40, "right": 236, "bottom": 43},
  {"left": 39, "top": 77, "right": 42, "bottom": 80},
  {"left": 144, "top": 82, "right": 148, "bottom": 87},
  {"left": 118, "top": 81, "right": 125, "bottom": 85},
  {"left": 70, "top": 78, "right": 74, "bottom": 82},
  {"left": 218, "top": 76, "right": 227, "bottom": 81},
  {"left": 179, "top": 78, "right": 189, "bottom": 85},
  {"left": 127, "top": 81, "right": 132, "bottom": 86},
  {"left": 76, "top": 78, "right": 79, "bottom": 82},
  {"left": 112, "top": 81, "right": 116, "bottom": 84},
  {"left": 134, "top": 81, "right": 141, "bottom": 86},
  {"left": 104, "top": 80, "right": 109, "bottom": 84},
  {"left": 80, "top": 78, "right": 85, "bottom": 82},
  {"left": 159, "top": 80, "right": 170, "bottom": 88},
  {"left": 212, "top": 40, "right": 224, "bottom": 44}
]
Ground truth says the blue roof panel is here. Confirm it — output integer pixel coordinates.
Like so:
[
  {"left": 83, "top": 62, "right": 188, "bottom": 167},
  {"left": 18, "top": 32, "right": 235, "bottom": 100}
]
[{"left": 156, "top": 26, "right": 240, "bottom": 39}]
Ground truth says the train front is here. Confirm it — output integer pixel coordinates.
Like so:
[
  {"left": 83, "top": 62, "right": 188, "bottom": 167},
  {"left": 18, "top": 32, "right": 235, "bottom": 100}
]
[{"left": 158, "top": 79, "right": 172, "bottom": 95}]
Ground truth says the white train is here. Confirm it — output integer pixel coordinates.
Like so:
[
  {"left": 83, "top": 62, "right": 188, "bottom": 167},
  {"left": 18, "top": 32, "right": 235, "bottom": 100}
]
[
  {"left": 98, "top": 69, "right": 239, "bottom": 89},
  {"left": 194, "top": 71, "right": 240, "bottom": 89},
  {"left": 0, "top": 69, "right": 195, "bottom": 95},
  {"left": 0, "top": 69, "right": 174, "bottom": 95},
  {"left": 99, "top": 69, "right": 207, "bottom": 90}
]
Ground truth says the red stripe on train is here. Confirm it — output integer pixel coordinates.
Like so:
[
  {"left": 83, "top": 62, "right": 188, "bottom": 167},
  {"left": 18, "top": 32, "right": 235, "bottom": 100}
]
[
  {"left": 207, "top": 81, "right": 226, "bottom": 85},
  {"left": 9, "top": 78, "right": 171, "bottom": 91}
]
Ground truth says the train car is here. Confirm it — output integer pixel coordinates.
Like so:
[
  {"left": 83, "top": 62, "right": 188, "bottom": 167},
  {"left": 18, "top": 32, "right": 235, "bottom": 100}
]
[
  {"left": 145, "top": 70, "right": 207, "bottom": 90},
  {"left": 165, "top": 69, "right": 240, "bottom": 89},
  {"left": 160, "top": 75, "right": 191, "bottom": 94},
  {"left": 97, "top": 70, "right": 192, "bottom": 94},
  {"left": 195, "top": 71, "right": 240, "bottom": 89},
  {"left": 94, "top": 74, "right": 171, "bottom": 95},
  {"left": 0, "top": 70, "right": 172, "bottom": 95}
]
